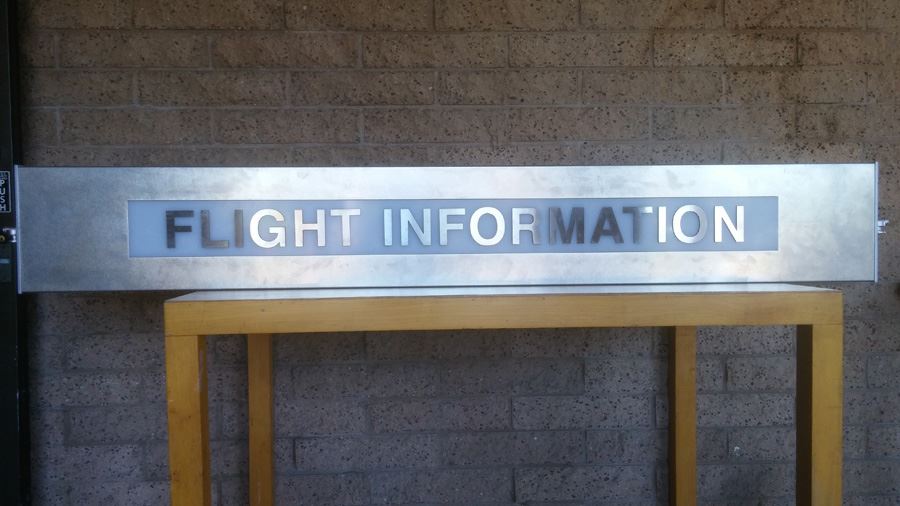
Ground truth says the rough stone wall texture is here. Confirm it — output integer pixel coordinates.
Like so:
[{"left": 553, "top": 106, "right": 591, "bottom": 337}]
[{"left": 16, "top": 0, "right": 900, "bottom": 504}]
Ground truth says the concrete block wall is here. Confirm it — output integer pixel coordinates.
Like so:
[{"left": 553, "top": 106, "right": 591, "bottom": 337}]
[{"left": 17, "top": 0, "right": 899, "bottom": 504}]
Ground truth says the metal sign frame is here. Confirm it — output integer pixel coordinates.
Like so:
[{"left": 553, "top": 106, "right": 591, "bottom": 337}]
[{"left": 16, "top": 163, "right": 878, "bottom": 292}]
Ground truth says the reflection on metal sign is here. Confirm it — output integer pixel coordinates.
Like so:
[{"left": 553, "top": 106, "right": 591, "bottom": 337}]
[
  {"left": 15, "top": 164, "right": 877, "bottom": 291},
  {"left": 0, "top": 171, "right": 9, "bottom": 213}
]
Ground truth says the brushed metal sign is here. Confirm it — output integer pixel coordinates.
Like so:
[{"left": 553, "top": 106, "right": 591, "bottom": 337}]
[{"left": 15, "top": 164, "right": 877, "bottom": 291}]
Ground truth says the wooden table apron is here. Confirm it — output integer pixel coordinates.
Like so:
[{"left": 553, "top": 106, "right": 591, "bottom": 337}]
[{"left": 162, "top": 286, "right": 844, "bottom": 506}]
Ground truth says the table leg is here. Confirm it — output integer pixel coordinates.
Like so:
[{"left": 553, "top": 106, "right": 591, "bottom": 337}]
[
  {"left": 669, "top": 326, "right": 698, "bottom": 505},
  {"left": 248, "top": 334, "right": 274, "bottom": 506},
  {"left": 165, "top": 334, "right": 211, "bottom": 506},
  {"left": 796, "top": 324, "right": 843, "bottom": 506}
]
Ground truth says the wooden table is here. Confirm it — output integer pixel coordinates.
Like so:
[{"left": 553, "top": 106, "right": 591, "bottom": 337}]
[{"left": 163, "top": 284, "right": 843, "bottom": 506}]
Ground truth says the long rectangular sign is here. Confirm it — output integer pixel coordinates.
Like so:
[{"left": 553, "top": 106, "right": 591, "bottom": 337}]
[{"left": 16, "top": 164, "right": 877, "bottom": 291}]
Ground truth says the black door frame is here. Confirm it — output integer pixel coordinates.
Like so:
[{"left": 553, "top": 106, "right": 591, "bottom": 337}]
[{"left": 1, "top": 0, "right": 30, "bottom": 504}]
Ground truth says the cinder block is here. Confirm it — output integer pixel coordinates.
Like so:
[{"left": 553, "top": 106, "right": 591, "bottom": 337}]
[
  {"left": 275, "top": 333, "right": 366, "bottom": 363},
  {"left": 726, "top": 356, "right": 795, "bottom": 391},
  {"left": 24, "top": 323, "right": 68, "bottom": 375},
  {"left": 23, "top": 146, "right": 129, "bottom": 166},
  {"left": 728, "top": 427, "right": 795, "bottom": 461},
  {"left": 211, "top": 335, "right": 246, "bottom": 365},
  {"left": 292, "top": 145, "right": 430, "bottom": 167},
  {"left": 134, "top": 0, "right": 282, "bottom": 29},
  {"left": 582, "top": 0, "right": 723, "bottom": 28},
  {"left": 698, "top": 358, "right": 725, "bottom": 392},
  {"left": 585, "top": 358, "right": 664, "bottom": 394},
  {"left": 68, "top": 481, "right": 169, "bottom": 506},
  {"left": 583, "top": 69, "right": 723, "bottom": 106},
  {"left": 28, "top": 293, "right": 165, "bottom": 336},
  {"left": 836, "top": 282, "right": 900, "bottom": 322},
  {"left": 23, "top": 0, "right": 132, "bottom": 28},
  {"left": 441, "top": 358, "right": 582, "bottom": 395},
  {"left": 368, "top": 397, "right": 510, "bottom": 432},
  {"left": 444, "top": 430, "right": 585, "bottom": 466},
  {"left": 582, "top": 142, "right": 722, "bottom": 165},
  {"left": 846, "top": 424, "right": 867, "bottom": 459},
  {"left": 515, "top": 465, "right": 654, "bottom": 502},
  {"left": 725, "top": 0, "right": 865, "bottom": 28},
  {"left": 723, "top": 141, "right": 865, "bottom": 163},
  {"left": 61, "top": 109, "right": 211, "bottom": 145},
  {"left": 724, "top": 69, "right": 868, "bottom": 104},
  {"left": 877, "top": 215, "right": 900, "bottom": 281},
  {"left": 214, "top": 109, "right": 358, "bottom": 144},
  {"left": 22, "top": 108, "right": 57, "bottom": 146},
  {"left": 363, "top": 108, "right": 506, "bottom": 143},
  {"left": 800, "top": 32, "right": 888, "bottom": 65},
  {"left": 24, "top": 70, "right": 132, "bottom": 106},
  {"left": 869, "top": 68, "right": 900, "bottom": 105},
  {"left": 697, "top": 393, "right": 794, "bottom": 427},
  {"left": 218, "top": 478, "right": 245, "bottom": 506},
  {"left": 206, "top": 364, "right": 249, "bottom": 402},
  {"left": 653, "top": 107, "right": 794, "bottom": 141},
  {"left": 33, "top": 371, "right": 144, "bottom": 408},
  {"left": 655, "top": 394, "right": 668, "bottom": 427},
  {"left": 30, "top": 483, "right": 67, "bottom": 506},
  {"left": 697, "top": 463, "right": 794, "bottom": 498},
  {"left": 586, "top": 429, "right": 665, "bottom": 464},
  {"left": 60, "top": 31, "right": 208, "bottom": 68},
  {"left": 844, "top": 461, "right": 900, "bottom": 494},
  {"left": 38, "top": 444, "right": 144, "bottom": 482},
  {"left": 479, "top": 329, "right": 582, "bottom": 358},
  {"left": 271, "top": 399, "right": 366, "bottom": 437},
  {"left": 364, "top": 33, "right": 508, "bottom": 68},
  {"left": 290, "top": 362, "right": 439, "bottom": 398},
  {"left": 211, "top": 440, "right": 247, "bottom": 478},
  {"left": 844, "top": 319, "right": 900, "bottom": 354},
  {"left": 66, "top": 333, "right": 163, "bottom": 370},
  {"left": 509, "top": 107, "right": 649, "bottom": 142},
  {"left": 436, "top": 0, "right": 578, "bottom": 31},
  {"left": 868, "top": 353, "right": 900, "bottom": 388},
  {"left": 513, "top": 395, "right": 652, "bottom": 429},
  {"left": 427, "top": 143, "right": 584, "bottom": 166},
  {"left": 295, "top": 434, "right": 439, "bottom": 471},
  {"left": 654, "top": 33, "right": 796, "bottom": 66},
  {"left": 867, "top": 0, "right": 900, "bottom": 28},
  {"left": 212, "top": 33, "right": 357, "bottom": 68},
  {"left": 698, "top": 326, "right": 794, "bottom": 355},
  {"left": 370, "top": 468, "right": 512, "bottom": 503},
  {"left": 845, "top": 354, "right": 868, "bottom": 389},
  {"left": 135, "top": 146, "right": 293, "bottom": 166},
  {"left": 439, "top": 70, "right": 578, "bottom": 105},
  {"left": 67, "top": 404, "right": 167, "bottom": 444},
  {"left": 797, "top": 104, "right": 900, "bottom": 141},
  {"left": 137, "top": 71, "right": 286, "bottom": 107},
  {"left": 291, "top": 71, "right": 435, "bottom": 106},
  {"left": 285, "top": 0, "right": 432, "bottom": 30},
  {"left": 844, "top": 496, "right": 900, "bottom": 506},
  {"left": 867, "top": 426, "right": 900, "bottom": 458},
  {"left": 30, "top": 407, "right": 66, "bottom": 458},
  {"left": 20, "top": 30, "right": 57, "bottom": 67},
  {"left": 276, "top": 473, "right": 369, "bottom": 505},
  {"left": 510, "top": 33, "right": 652, "bottom": 67},
  {"left": 482, "top": 328, "right": 646, "bottom": 359},
  {"left": 698, "top": 428, "right": 729, "bottom": 462}
]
